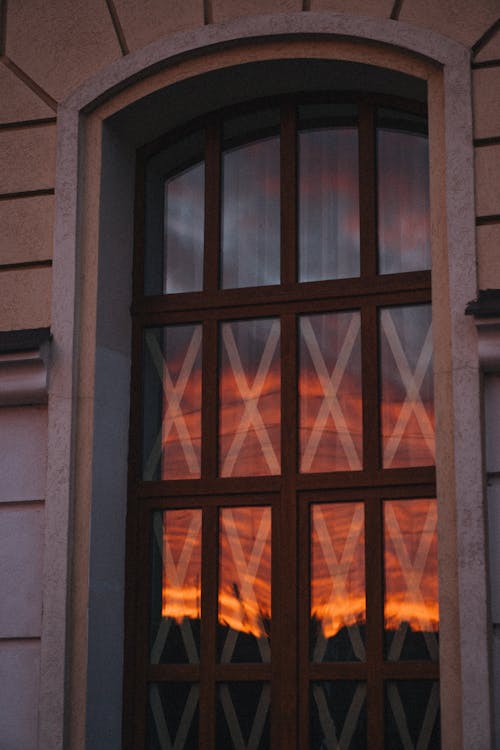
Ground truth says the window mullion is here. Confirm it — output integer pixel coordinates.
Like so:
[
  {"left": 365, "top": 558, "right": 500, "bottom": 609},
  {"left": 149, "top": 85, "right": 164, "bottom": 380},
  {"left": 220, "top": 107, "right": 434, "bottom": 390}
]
[
  {"left": 280, "top": 103, "right": 298, "bottom": 286},
  {"left": 204, "top": 119, "right": 221, "bottom": 294},
  {"left": 362, "top": 303, "right": 381, "bottom": 472},
  {"left": 359, "top": 102, "right": 377, "bottom": 278}
]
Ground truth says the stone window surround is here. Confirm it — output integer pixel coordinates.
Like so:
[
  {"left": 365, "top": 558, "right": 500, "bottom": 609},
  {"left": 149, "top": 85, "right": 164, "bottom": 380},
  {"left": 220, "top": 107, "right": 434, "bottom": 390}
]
[{"left": 42, "top": 14, "right": 488, "bottom": 750}]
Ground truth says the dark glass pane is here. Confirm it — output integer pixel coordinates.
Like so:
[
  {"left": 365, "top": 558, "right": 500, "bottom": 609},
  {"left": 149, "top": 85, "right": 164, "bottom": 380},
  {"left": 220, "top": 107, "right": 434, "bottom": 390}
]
[
  {"left": 384, "top": 499, "right": 439, "bottom": 661},
  {"left": 310, "top": 681, "right": 366, "bottom": 749},
  {"left": 299, "top": 128, "right": 360, "bottom": 282},
  {"left": 218, "top": 506, "right": 271, "bottom": 663},
  {"left": 163, "top": 162, "right": 204, "bottom": 294},
  {"left": 378, "top": 123, "right": 430, "bottom": 274},
  {"left": 219, "top": 319, "right": 280, "bottom": 477},
  {"left": 217, "top": 682, "right": 270, "bottom": 750},
  {"left": 385, "top": 681, "right": 440, "bottom": 749},
  {"left": 300, "top": 311, "right": 362, "bottom": 473},
  {"left": 142, "top": 325, "right": 202, "bottom": 480},
  {"left": 221, "top": 137, "right": 280, "bottom": 288},
  {"left": 310, "top": 503, "right": 365, "bottom": 662},
  {"left": 144, "top": 131, "right": 205, "bottom": 295},
  {"left": 148, "top": 683, "right": 199, "bottom": 750},
  {"left": 150, "top": 510, "right": 201, "bottom": 664},
  {"left": 298, "top": 102, "right": 357, "bottom": 129},
  {"left": 380, "top": 305, "right": 434, "bottom": 468}
]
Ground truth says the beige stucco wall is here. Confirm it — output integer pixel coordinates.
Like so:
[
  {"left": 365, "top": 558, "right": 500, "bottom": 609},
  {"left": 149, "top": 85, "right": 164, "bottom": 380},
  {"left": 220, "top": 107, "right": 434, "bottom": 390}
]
[{"left": 0, "top": 3, "right": 499, "bottom": 750}]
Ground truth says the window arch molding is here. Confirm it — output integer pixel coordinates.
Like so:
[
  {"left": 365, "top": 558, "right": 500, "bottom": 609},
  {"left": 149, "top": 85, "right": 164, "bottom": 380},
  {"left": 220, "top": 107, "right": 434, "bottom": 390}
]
[{"left": 44, "top": 18, "right": 486, "bottom": 750}]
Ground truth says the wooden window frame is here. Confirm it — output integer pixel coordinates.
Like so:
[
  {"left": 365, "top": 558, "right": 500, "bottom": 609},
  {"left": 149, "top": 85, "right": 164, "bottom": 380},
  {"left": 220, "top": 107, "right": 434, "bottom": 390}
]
[{"left": 124, "top": 92, "right": 437, "bottom": 750}]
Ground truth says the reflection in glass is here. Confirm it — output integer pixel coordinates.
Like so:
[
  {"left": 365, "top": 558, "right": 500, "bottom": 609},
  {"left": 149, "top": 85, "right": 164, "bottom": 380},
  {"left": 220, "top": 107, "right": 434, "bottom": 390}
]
[
  {"left": 300, "top": 312, "right": 362, "bottom": 473},
  {"left": 217, "top": 682, "right": 270, "bottom": 750},
  {"left": 311, "top": 503, "right": 365, "bottom": 662},
  {"left": 164, "top": 162, "right": 204, "bottom": 294},
  {"left": 219, "top": 319, "right": 280, "bottom": 477},
  {"left": 142, "top": 325, "right": 202, "bottom": 480},
  {"left": 385, "top": 681, "right": 440, "bottom": 750},
  {"left": 299, "top": 128, "right": 360, "bottom": 281},
  {"left": 380, "top": 305, "right": 434, "bottom": 468},
  {"left": 310, "top": 682, "right": 366, "bottom": 750},
  {"left": 148, "top": 682, "right": 199, "bottom": 750},
  {"left": 378, "top": 129, "right": 430, "bottom": 274},
  {"left": 218, "top": 507, "right": 271, "bottom": 663},
  {"left": 384, "top": 499, "right": 439, "bottom": 661},
  {"left": 150, "top": 510, "right": 201, "bottom": 664},
  {"left": 222, "top": 137, "right": 280, "bottom": 288}
]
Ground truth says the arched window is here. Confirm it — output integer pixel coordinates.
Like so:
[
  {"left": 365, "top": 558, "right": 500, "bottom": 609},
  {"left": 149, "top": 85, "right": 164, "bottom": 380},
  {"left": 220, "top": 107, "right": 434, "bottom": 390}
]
[{"left": 126, "top": 94, "right": 438, "bottom": 749}]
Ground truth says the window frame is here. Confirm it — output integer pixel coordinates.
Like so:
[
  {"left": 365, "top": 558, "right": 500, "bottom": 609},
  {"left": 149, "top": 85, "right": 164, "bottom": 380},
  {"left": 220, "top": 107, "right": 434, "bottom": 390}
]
[{"left": 125, "top": 92, "right": 437, "bottom": 749}]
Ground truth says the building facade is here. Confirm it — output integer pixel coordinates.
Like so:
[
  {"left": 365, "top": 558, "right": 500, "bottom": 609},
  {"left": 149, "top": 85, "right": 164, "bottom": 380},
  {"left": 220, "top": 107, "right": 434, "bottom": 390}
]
[{"left": 0, "top": 2, "right": 499, "bottom": 748}]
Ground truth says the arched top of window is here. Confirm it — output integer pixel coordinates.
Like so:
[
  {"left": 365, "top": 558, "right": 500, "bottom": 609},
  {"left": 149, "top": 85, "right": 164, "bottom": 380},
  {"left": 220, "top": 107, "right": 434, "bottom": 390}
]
[{"left": 139, "top": 94, "right": 430, "bottom": 298}]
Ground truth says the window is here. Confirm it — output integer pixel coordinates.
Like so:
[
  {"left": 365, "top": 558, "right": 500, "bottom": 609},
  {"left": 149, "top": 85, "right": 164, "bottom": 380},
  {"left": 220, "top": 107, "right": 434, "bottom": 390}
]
[{"left": 126, "top": 94, "right": 438, "bottom": 749}]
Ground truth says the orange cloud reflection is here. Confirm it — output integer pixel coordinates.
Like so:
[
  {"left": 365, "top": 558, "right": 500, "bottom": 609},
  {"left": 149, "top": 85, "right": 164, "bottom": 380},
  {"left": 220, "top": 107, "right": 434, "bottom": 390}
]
[{"left": 160, "top": 499, "right": 439, "bottom": 646}]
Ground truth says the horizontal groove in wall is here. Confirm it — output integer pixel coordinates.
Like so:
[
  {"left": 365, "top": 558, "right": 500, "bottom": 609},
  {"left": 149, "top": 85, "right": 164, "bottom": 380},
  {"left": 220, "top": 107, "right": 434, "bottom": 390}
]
[
  {"left": 0, "top": 636, "right": 41, "bottom": 644},
  {"left": 475, "top": 137, "right": 500, "bottom": 148},
  {"left": 0, "top": 188, "right": 54, "bottom": 201},
  {"left": 0, "top": 260, "right": 52, "bottom": 273},
  {"left": 0, "top": 117, "right": 57, "bottom": 131},
  {"left": 472, "top": 59, "right": 500, "bottom": 69},
  {"left": 477, "top": 215, "right": 500, "bottom": 226},
  {"left": 0, "top": 499, "right": 45, "bottom": 510}
]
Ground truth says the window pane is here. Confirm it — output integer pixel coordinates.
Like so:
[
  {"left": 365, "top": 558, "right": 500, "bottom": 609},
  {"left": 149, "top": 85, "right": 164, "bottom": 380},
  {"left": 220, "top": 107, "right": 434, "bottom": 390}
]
[
  {"left": 311, "top": 503, "right": 365, "bottom": 662},
  {"left": 300, "top": 312, "right": 362, "bottom": 473},
  {"left": 385, "top": 681, "right": 440, "bottom": 750},
  {"left": 299, "top": 128, "right": 360, "bottom": 281},
  {"left": 142, "top": 325, "right": 202, "bottom": 480},
  {"left": 221, "top": 137, "right": 280, "bottom": 288},
  {"left": 150, "top": 510, "right": 201, "bottom": 664},
  {"left": 164, "top": 162, "right": 204, "bottom": 294},
  {"left": 378, "top": 126, "right": 430, "bottom": 274},
  {"left": 218, "top": 506, "right": 271, "bottom": 663},
  {"left": 310, "top": 682, "right": 366, "bottom": 749},
  {"left": 384, "top": 499, "right": 439, "bottom": 661},
  {"left": 219, "top": 319, "right": 280, "bottom": 477},
  {"left": 217, "top": 682, "right": 270, "bottom": 750},
  {"left": 144, "top": 130, "right": 204, "bottom": 295},
  {"left": 148, "top": 683, "right": 199, "bottom": 750},
  {"left": 380, "top": 305, "right": 434, "bottom": 468}
]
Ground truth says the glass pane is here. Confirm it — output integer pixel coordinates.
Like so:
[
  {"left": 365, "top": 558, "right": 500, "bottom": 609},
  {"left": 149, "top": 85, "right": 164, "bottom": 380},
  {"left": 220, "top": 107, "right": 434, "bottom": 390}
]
[
  {"left": 380, "top": 305, "right": 434, "bottom": 468},
  {"left": 299, "top": 128, "right": 360, "bottom": 282},
  {"left": 148, "top": 683, "right": 199, "bottom": 750},
  {"left": 218, "top": 506, "right": 271, "bottom": 663},
  {"left": 164, "top": 162, "right": 204, "bottom": 294},
  {"left": 150, "top": 510, "right": 201, "bottom": 664},
  {"left": 221, "top": 137, "right": 280, "bottom": 288},
  {"left": 300, "top": 312, "right": 362, "bottom": 473},
  {"left": 378, "top": 127, "right": 430, "bottom": 274},
  {"left": 217, "top": 682, "right": 270, "bottom": 750},
  {"left": 310, "top": 681, "right": 366, "bottom": 749},
  {"left": 311, "top": 503, "right": 365, "bottom": 662},
  {"left": 144, "top": 130, "right": 204, "bottom": 295},
  {"left": 385, "top": 681, "right": 440, "bottom": 750},
  {"left": 384, "top": 499, "right": 439, "bottom": 661},
  {"left": 219, "top": 319, "right": 280, "bottom": 477},
  {"left": 142, "top": 325, "right": 202, "bottom": 480}
]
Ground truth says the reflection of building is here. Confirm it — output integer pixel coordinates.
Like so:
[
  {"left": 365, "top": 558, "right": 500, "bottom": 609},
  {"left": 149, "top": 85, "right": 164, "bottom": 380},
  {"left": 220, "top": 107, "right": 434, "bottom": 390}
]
[{"left": 1, "top": 3, "right": 499, "bottom": 749}]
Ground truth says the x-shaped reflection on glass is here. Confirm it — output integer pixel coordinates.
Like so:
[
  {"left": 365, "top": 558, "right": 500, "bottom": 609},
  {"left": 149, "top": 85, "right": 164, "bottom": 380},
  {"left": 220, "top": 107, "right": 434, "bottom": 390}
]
[
  {"left": 220, "top": 508, "right": 271, "bottom": 663},
  {"left": 144, "top": 328, "right": 201, "bottom": 480},
  {"left": 220, "top": 684, "right": 270, "bottom": 750},
  {"left": 387, "top": 682, "right": 439, "bottom": 750},
  {"left": 151, "top": 513, "right": 201, "bottom": 665},
  {"left": 150, "top": 683, "right": 199, "bottom": 750},
  {"left": 313, "top": 683, "right": 366, "bottom": 750},
  {"left": 301, "top": 315, "right": 361, "bottom": 472},
  {"left": 313, "top": 505, "right": 365, "bottom": 662},
  {"left": 381, "top": 311, "right": 434, "bottom": 467},
  {"left": 221, "top": 322, "right": 280, "bottom": 476},
  {"left": 385, "top": 502, "right": 438, "bottom": 661}
]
